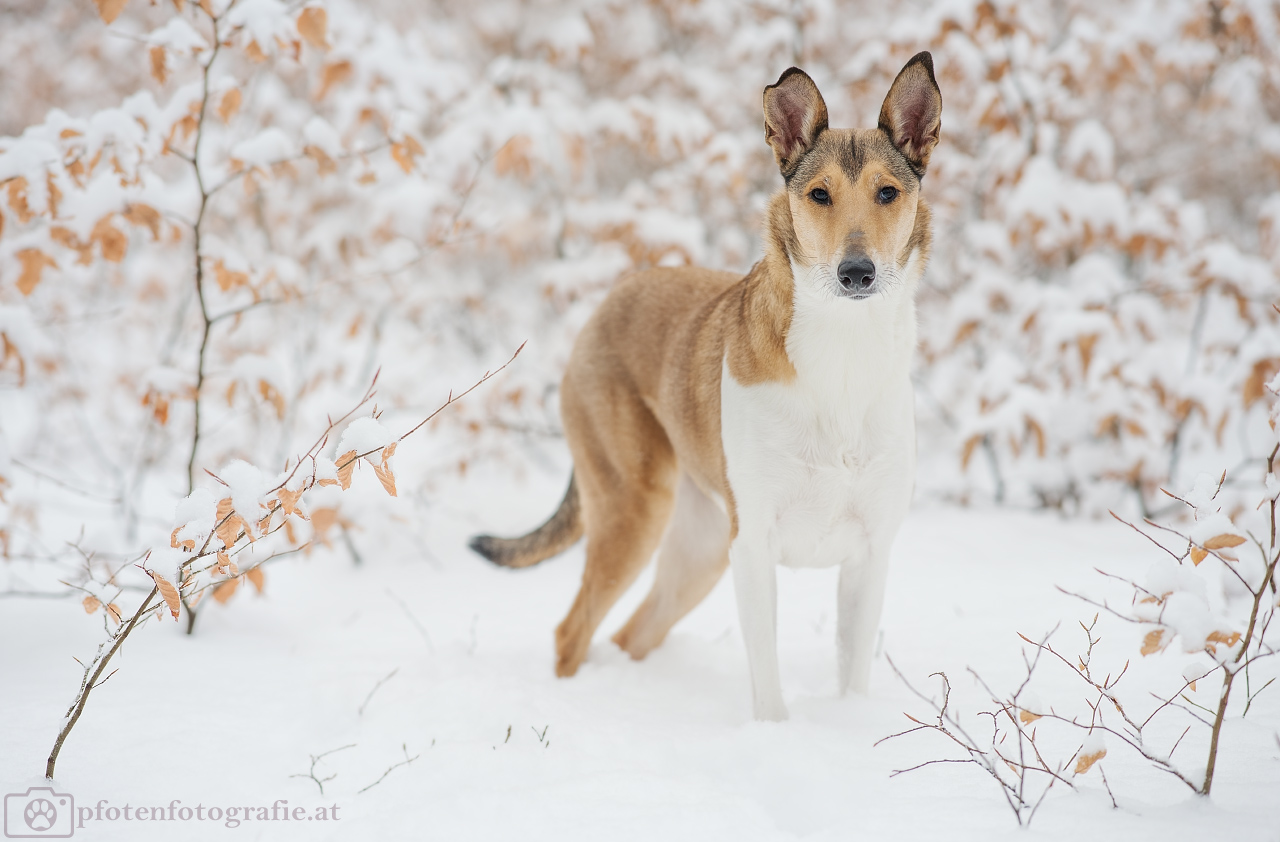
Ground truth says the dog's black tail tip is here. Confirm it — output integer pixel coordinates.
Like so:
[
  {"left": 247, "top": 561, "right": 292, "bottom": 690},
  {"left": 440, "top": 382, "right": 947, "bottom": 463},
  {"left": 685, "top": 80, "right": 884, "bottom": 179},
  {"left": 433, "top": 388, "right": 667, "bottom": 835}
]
[{"left": 469, "top": 534, "right": 506, "bottom": 566}]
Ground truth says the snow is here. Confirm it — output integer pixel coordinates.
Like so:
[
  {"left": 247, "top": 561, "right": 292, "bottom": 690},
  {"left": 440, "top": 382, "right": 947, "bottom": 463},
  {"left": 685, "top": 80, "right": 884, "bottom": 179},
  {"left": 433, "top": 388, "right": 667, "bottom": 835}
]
[
  {"left": 218, "top": 459, "right": 270, "bottom": 520},
  {"left": 229, "top": 128, "right": 295, "bottom": 169},
  {"left": 337, "top": 417, "right": 393, "bottom": 464},
  {"left": 2, "top": 499, "right": 1277, "bottom": 840}
]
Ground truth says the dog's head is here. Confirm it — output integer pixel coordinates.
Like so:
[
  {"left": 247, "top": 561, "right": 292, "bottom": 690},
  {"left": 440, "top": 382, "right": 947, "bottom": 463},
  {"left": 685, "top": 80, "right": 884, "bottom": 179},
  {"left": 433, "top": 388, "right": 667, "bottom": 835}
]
[{"left": 763, "top": 53, "right": 941, "bottom": 300}]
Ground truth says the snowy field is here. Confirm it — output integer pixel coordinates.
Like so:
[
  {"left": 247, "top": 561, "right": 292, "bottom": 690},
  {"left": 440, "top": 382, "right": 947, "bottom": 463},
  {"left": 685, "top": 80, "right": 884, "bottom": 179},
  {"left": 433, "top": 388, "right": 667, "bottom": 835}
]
[{"left": 4, "top": 465, "right": 1278, "bottom": 841}]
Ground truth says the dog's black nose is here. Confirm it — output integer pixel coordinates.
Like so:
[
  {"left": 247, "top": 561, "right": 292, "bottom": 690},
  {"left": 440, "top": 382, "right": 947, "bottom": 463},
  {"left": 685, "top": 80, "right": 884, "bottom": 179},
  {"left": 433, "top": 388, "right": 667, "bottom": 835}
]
[{"left": 837, "top": 257, "right": 876, "bottom": 292}]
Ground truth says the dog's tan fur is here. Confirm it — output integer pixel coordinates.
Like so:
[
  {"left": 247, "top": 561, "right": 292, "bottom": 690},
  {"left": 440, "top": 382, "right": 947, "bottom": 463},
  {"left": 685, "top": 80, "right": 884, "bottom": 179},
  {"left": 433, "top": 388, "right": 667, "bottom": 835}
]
[{"left": 472, "top": 54, "right": 942, "bottom": 682}]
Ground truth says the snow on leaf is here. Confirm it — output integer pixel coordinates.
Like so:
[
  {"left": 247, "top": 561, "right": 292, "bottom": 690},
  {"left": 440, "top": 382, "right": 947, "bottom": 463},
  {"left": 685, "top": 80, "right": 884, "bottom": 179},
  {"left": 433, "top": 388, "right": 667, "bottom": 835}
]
[
  {"left": 1140, "top": 628, "right": 1165, "bottom": 656},
  {"left": 1074, "top": 742, "right": 1106, "bottom": 775}
]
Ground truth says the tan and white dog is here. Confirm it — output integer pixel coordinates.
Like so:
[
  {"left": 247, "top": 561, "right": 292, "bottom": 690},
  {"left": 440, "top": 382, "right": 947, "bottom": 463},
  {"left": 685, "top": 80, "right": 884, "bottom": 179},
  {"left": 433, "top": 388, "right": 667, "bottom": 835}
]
[{"left": 472, "top": 53, "right": 942, "bottom": 721}]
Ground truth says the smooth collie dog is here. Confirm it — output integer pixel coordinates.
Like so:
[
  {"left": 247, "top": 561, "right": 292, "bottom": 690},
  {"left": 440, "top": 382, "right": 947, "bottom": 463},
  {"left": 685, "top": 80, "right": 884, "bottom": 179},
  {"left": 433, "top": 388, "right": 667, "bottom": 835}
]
[{"left": 472, "top": 53, "right": 941, "bottom": 720}]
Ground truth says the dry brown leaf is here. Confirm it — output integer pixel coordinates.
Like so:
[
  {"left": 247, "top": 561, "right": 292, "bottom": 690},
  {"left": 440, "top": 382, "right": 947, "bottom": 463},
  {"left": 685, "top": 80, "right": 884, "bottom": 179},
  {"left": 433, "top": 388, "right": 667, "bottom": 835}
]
[
  {"left": 149, "top": 45, "right": 167, "bottom": 84},
  {"left": 297, "top": 6, "right": 328, "bottom": 49},
  {"left": 212, "top": 576, "right": 239, "bottom": 604},
  {"left": 258, "top": 379, "right": 285, "bottom": 419},
  {"left": 1190, "top": 545, "right": 1207, "bottom": 565},
  {"left": 218, "top": 88, "right": 242, "bottom": 123},
  {"left": 278, "top": 486, "right": 304, "bottom": 517},
  {"left": 169, "top": 525, "right": 195, "bottom": 551},
  {"left": 1018, "top": 709, "right": 1042, "bottom": 725},
  {"left": 310, "top": 506, "right": 339, "bottom": 541},
  {"left": 1025, "top": 416, "right": 1045, "bottom": 458},
  {"left": 92, "top": 215, "right": 127, "bottom": 262},
  {"left": 215, "top": 549, "right": 230, "bottom": 574},
  {"left": 46, "top": 172, "right": 62, "bottom": 219},
  {"left": 336, "top": 450, "right": 358, "bottom": 490},
  {"left": 6, "top": 177, "right": 32, "bottom": 223},
  {"left": 82, "top": 595, "right": 102, "bottom": 614},
  {"left": 16, "top": 249, "right": 57, "bottom": 296},
  {"left": 1074, "top": 747, "right": 1106, "bottom": 775},
  {"left": 1244, "top": 358, "right": 1280, "bottom": 408},
  {"left": 1077, "top": 334, "right": 1098, "bottom": 376},
  {"left": 148, "top": 570, "right": 181, "bottom": 619},
  {"left": 123, "top": 203, "right": 161, "bottom": 238},
  {"left": 1140, "top": 628, "right": 1165, "bottom": 656},
  {"left": 1203, "top": 534, "right": 1245, "bottom": 550},
  {"left": 245, "top": 39, "right": 267, "bottom": 62},
  {"left": 373, "top": 459, "right": 397, "bottom": 497},
  {"left": 304, "top": 145, "right": 336, "bottom": 174},
  {"left": 317, "top": 60, "right": 353, "bottom": 100},
  {"left": 93, "top": 0, "right": 128, "bottom": 23},
  {"left": 1207, "top": 630, "right": 1241, "bottom": 650},
  {"left": 215, "top": 497, "right": 246, "bottom": 548},
  {"left": 246, "top": 566, "right": 265, "bottom": 593},
  {"left": 213, "top": 259, "right": 249, "bottom": 291},
  {"left": 105, "top": 603, "right": 122, "bottom": 624},
  {"left": 390, "top": 135, "right": 423, "bottom": 173}
]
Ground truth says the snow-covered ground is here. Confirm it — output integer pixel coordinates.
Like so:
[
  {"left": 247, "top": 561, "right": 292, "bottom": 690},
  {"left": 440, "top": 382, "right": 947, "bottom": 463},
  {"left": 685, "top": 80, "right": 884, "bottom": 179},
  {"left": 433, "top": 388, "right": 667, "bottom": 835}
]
[{"left": 3, "top": 468, "right": 1278, "bottom": 841}]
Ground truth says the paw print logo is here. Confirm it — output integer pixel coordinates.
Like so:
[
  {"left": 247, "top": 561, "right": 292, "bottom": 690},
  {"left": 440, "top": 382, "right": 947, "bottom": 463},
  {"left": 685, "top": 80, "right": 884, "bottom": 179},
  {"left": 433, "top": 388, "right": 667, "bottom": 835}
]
[
  {"left": 23, "top": 801, "right": 56, "bottom": 832},
  {"left": 4, "top": 787, "right": 74, "bottom": 837}
]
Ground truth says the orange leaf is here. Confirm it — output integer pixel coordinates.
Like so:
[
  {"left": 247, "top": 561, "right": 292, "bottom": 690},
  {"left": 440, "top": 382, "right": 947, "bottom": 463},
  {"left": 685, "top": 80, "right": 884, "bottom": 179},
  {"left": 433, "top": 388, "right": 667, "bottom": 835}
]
[
  {"left": 148, "top": 570, "right": 181, "bottom": 619},
  {"left": 215, "top": 549, "right": 230, "bottom": 574},
  {"left": 16, "top": 249, "right": 57, "bottom": 295},
  {"left": 960, "top": 434, "right": 983, "bottom": 471},
  {"left": 372, "top": 441, "right": 398, "bottom": 496},
  {"left": 1244, "top": 358, "right": 1280, "bottom": 408},
  {"left": 1074, "top": 747, "right": 1106, "bottom": 775},
  {"left": 1140, "top": 628, "right": 1165, "bottom": 656},
  {"left": 105, "top": 603, "right": 122, "bottom": 624},
  {"left": 258, "top": 379, "right": 285, "bottom": 419},
  {"left": 245, "top": 39, "right": 267, "bottom": 62},
  {"left": 1206, "top": 630, "right": 1241, "bottom": 650},
  {"left": 218, "top": 88, "right": 242, "bottom": 123},
  {"left": 246, "top": 566, "right": 264, "bottom": 593},
  {"left": 1018, "top": 709, "right": 1042, "bottom": 724},
  {"left": 123, "top": 203, "right": 161, "bottom": 238},
  {"left": 1203, "top": 534, "right": 1245, "bottom": 550},
  {"left": 93, "top": 0, "right": 128, "bottom": 23},
  {"left": 336, "top": 450, "right": 357, "bottom": 490},
  {"left": 82, "top": 595, "right": 101, "bottom": 614},
  {"left": 390, "top": 136, "right": 423, "bottom": 173},
  {"left": 149, "top": 45, "right": 167, "bottom": 84},
  {"left": 297, "top": 6, "right": 328, "bottom": 49},
  {"left": 304, "top": 145, "right": 336, "bottom": 174},
  {"left": 317, "top": 60, "right": 353, "bottom": 100},
  {"left": 1189, "top": 545, "right": 1207, "bottom": 565},
  {"left": 92, "top": 215, "right": 127, "bottom": 262},
  {"left": 6, "top": 177, "right": 32, "bottom": 222},
  {"left": 278, "top": 486, "right": 304, "bottom": 517},
  {"left": 212, "top": 576, "right": 239, "bottom": 604},
  {"left": 212, "top": 259, "right": 248, "bottom": 291}
]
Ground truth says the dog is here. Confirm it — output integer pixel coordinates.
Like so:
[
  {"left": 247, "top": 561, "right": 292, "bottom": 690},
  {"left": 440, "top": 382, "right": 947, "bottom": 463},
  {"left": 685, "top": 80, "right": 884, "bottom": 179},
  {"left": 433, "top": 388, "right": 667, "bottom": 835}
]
[{"left": 471, "top": 53, "right": 941, "bottom": 721}]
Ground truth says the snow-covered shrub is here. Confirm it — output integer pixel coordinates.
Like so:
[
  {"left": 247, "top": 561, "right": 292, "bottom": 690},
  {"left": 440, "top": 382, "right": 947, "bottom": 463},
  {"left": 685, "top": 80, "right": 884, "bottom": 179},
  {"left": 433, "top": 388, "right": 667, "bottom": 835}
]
[{"left": 886, "top": 379, "right": 1280, "bottom": 819}]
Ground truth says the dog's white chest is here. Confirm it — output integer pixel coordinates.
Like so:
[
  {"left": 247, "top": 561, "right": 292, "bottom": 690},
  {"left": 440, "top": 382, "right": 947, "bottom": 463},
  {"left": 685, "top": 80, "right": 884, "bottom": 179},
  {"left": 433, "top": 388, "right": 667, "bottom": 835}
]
[{"left": 720, "top": 295, "right": 917, "bottom": 568}]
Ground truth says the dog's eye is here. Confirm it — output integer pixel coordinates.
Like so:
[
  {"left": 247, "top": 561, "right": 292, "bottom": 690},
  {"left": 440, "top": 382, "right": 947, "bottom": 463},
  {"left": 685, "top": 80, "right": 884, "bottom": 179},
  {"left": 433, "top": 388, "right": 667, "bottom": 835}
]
[
  {"left": 809, "top": 188, "right": 831, "bottom": 206},
  {"left": 877, "top": 185, "right": 899, "bottom": 204}
]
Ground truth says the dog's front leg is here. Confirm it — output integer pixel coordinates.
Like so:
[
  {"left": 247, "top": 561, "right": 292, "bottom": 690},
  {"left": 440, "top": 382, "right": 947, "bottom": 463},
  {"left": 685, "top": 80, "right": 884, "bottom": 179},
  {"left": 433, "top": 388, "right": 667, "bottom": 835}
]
[
  {"left": 836, "top": 541, "right": 891, "bottom": 695},
  {"left": 730, "top": 534, "right": 787, "bottom": 721}
]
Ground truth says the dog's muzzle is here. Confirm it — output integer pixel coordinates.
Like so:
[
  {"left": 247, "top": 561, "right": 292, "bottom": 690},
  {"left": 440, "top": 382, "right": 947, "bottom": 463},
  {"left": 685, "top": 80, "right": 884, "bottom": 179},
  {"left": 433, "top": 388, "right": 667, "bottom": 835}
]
[{"left": 836, "top": 256, "right": 876, "bottom": 299}]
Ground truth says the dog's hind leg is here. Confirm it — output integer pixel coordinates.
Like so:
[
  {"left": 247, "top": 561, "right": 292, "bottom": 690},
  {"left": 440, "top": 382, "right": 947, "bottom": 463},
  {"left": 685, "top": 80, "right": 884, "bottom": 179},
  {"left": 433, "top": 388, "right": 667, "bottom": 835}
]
[
  {"left": 612, "top": 472, "right": 730, "bottom": 660},
  {"left": 553, "top": 387, "right": 677, "bottom": 678}
]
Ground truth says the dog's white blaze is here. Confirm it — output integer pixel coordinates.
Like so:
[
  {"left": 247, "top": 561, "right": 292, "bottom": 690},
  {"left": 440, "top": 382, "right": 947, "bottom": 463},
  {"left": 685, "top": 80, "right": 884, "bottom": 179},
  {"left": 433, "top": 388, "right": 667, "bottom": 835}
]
[{"left": 721, "top": 257, "right": 919, "bottom": 720}]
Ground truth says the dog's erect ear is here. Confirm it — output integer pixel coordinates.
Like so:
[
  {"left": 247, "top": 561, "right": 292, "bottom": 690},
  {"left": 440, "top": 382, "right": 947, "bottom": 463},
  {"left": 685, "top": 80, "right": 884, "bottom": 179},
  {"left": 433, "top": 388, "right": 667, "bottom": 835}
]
[
  {"left": 764, "top": 68, "right": 828, "bottom": 178},
  {"left": 878, "top": 52, "right": 942, "bottom": 174}
]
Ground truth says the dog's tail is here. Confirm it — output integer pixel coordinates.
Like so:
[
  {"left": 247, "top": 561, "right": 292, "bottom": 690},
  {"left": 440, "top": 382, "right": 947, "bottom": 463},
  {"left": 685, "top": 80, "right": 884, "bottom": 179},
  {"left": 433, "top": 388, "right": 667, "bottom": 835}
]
[{"left": 469, "top": 473, "right": 583, "bottom": 568}]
